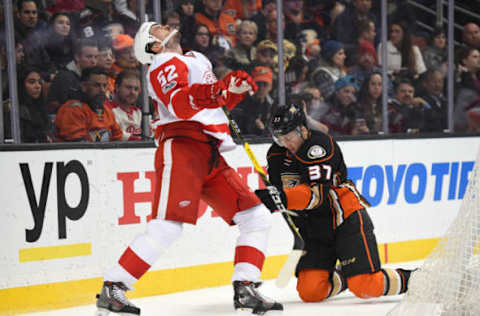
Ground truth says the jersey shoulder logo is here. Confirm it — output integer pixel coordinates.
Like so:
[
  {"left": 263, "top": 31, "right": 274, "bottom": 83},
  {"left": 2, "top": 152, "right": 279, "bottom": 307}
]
[{"left": 307, "top": 145, "right": 326, "bottom": 159}]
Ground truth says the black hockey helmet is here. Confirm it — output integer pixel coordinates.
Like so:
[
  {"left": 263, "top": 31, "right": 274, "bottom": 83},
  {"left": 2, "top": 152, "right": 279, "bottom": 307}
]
[{"left": 270, "top": 104, "right": 307, "bottom": 145}]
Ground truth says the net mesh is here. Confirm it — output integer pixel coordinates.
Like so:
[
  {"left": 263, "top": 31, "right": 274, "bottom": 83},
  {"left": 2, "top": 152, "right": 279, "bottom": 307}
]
[{"left": 388, "top": 148, "right": 480, "bottom": 316}]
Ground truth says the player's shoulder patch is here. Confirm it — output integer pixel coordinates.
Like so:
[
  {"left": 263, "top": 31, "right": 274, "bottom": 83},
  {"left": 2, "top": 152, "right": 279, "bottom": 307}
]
[{"left": 307, "top": 145, "right": 327, "bottom": 159}]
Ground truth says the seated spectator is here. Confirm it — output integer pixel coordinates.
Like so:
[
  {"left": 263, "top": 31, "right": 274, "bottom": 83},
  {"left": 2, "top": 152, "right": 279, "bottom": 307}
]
[
  {"left": 41, "top": 11, "right": 75, "bottom": 70},
  {"left": 195, "top": 0, "right": 237, "bottom": 50},
  {"left": 310, "top": 40, "right": 347, "bottom": 100},
  {"left": 1, "top": 41, "right": 25, "bottom": 98},
  {"left": 55, "top": 67, "right": 123, "bottom": 142},
  {"left": 300, "top": 86, "right": 329, "bottom": 134},
  {"left": 47, "top": 38, "right": 99, "bottom": 114},
  {"left": 346, "top": 18, "right": 376, "bottom": 67},
  {"left": 304, "top": 39, "right": 321, "bottom": 61},
  {"left": 111, "top": 34, "right": 137, "bottom": 77},
  {"left": 4, "top": 66, "right": 50, "bottom": 143},
  {"left": 189, "top": 24, "right": 225, "bottom": 69},
  {"left": 224, "top": 20, "right": 257, "bottom": 72},
  {"left": 97, "top": 42, "right": 116, "bottom": 100},
  {"left": 333, "top": 0, "right": 377, "bottom": 62},
  {"left": 287, "top": 56, "right": 309, "bottom": 94},
  {"left": 320, "top": 75, "right": 367, "bottom": 135},
  {"left": 177, "top": 0, "right": 197, "bottom": 49},
  {"left": 223, "top": 0, "right": 261, "bottom": 20},
  {"left": 104, "top": 70, "right": 142, "bottom": 140},
  {"left": 253, "top": 40, "right": 277, "bottom": 71},
  {"left": 15, "top": 0, "right": 54, "bottom": 78},
  {"left": 462, "top": 23, "right": 480, "bottom": 50},
  {"left": 422, "top": 26, "right": 447, "bottom": 73},
  {"left": 348, "top": 39, "right": 380, "bottom": 89},
  {"left": 249, "top": 0, "right": 276, "bottom": 44},
  {"left": 283, "top": 0, "right": 324, "bottom": 43},
  {"left": 231, "top": 66, "right": 274, "bottom": 136},
  {"left": 388, "top": 77, "right": 426, "bottom": 133},
  {"left": 77, "top": 0, "right": 115, "bottom": 41},
  {"left": 164, "top": 11, "right": 181, "bottom": 30},
  {"left": 416, "top": 69, "right": 447, "bottom": 132},
  {"left": 377, "top": 20, "right": 426, "bottom": 79},
  {"left": 303, "top": 0, "right": 337, "bottom": 37},
  {"left": 14, "top": 0, "right": 46, "bottom": 46},
  {"left": 454, "top": 47, "right": 480, "bottom": 132},
  {"left": 110, "top": 0, "right": 140, "bottom": 37},
  {"left": 356, "top": 71, "right": 383, "bottom": 133}
]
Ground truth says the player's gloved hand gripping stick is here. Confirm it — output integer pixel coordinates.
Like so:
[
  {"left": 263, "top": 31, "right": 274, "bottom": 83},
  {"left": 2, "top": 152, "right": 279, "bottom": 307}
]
[{"left": 219, "top": 80, "right": 305, "bottom": 287}]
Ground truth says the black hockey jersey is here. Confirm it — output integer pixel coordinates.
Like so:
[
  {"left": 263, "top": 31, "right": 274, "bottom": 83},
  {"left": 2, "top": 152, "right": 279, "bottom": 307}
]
[{"left": 266, "top": 130, "right": 369, "bottom": 228}]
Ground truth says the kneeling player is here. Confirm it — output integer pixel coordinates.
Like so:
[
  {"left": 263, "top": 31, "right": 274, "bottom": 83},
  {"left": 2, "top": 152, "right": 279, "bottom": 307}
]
[{"left": 255, "top": 104, "right": 415, "bottom": 302}]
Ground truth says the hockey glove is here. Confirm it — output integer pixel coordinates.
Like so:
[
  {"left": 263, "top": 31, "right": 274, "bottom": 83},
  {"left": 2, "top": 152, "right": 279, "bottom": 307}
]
[
  {"left": 255, "top": 186, "right": 287, "bottom": 213},
  {"left": 222, "top": 70, "right": 258, "bottom": 110},
  {"left": 189, "top": 81, "right": 227, "bottom": 108}
]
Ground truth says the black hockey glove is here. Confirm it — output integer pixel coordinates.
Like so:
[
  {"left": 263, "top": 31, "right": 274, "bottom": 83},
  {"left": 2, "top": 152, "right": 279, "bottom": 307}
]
[{"left": 255, "top": 186, "right": 287, "bottom": 213}]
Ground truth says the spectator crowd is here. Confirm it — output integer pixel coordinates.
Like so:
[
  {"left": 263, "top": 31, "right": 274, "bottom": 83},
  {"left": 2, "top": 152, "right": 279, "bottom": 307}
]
[{"left": 2, "top": 0, "right": 480, "bottom": 143}]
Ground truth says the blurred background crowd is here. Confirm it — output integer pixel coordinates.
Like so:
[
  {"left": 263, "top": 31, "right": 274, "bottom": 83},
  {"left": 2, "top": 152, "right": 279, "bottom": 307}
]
[{"left": 2, "top": 0, "right": 480, "bottom": 143}]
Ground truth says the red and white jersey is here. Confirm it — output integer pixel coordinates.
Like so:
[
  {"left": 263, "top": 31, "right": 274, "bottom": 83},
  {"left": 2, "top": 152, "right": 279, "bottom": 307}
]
[
  {"left": 104, "top": 100, "right": 142, "bottom": 140},
  {"left": 147, "top": 51, "right": 235, "bottom": 152}
]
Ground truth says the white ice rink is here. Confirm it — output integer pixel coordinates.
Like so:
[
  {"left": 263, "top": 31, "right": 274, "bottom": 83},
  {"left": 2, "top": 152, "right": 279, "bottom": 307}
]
[{"left": 25, "top": 262, "right": 419, "bottom": 316}]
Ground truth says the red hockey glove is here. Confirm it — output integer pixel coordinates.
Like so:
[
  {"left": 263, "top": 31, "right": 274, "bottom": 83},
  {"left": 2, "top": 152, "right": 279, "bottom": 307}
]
[
  {"left": 222, "top": 70, "right": 258, "bottom": 110},
  {"left": 189, "top": 80, "right": 227, "bottom": 108}
]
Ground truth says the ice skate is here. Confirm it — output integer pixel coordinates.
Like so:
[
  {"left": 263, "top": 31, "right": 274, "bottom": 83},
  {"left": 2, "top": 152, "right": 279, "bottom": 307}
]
[
  {"left": 95, "top": 281, "right": 140, "bottom": 315},
  {"left": 233, "top": 281, "right": 283, "bottom": 315}
]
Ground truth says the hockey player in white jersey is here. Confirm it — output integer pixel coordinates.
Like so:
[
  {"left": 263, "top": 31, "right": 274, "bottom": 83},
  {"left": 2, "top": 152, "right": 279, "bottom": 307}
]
[{"left": 95, "top": 23, "right": 283, "bottom": 315}]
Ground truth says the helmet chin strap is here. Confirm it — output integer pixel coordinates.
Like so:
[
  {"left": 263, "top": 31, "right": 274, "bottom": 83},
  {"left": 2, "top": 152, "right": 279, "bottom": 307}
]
[{"left": 159, "top": 29, "right": 178, "bottom": 50}]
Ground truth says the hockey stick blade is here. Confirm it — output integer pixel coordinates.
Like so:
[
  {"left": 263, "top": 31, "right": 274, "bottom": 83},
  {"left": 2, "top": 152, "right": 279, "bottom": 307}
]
[{"left": 275, "top": 249, "right": 304, "bottom": 288}]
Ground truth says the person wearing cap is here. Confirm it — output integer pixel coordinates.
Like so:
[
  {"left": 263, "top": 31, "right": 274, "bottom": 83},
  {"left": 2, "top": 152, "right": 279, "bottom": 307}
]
[
  {"left": 320, "top": 74, "right": 369, "bottom": 135},
  {"left": 231, "top": 65, "right": 275, "bottom": 136},
  {"left": 310, "top": 40, "right": 347, "bottom": 100},
  {"left": 253, "top": 39, "right": 277, "bottom": 70},
  {"left": 348, "top": 39, "right": 381, "bottom": 89},
  {"left": 111, "top": 33, "right": 138, "bottom": 77}
]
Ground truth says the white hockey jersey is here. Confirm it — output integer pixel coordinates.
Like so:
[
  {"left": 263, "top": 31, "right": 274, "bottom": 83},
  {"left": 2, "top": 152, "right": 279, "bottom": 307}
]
[
  {"left": 147, "top": 51, "right": 236, "bottom": 152},
  {"left": 105, "top": 100, "right": 142, "bottom": 140}
]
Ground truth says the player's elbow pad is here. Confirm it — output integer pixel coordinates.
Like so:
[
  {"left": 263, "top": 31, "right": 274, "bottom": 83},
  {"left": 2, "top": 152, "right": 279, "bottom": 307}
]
[{"left": 284, "top": 184, "right": 318, "bottom": 210}]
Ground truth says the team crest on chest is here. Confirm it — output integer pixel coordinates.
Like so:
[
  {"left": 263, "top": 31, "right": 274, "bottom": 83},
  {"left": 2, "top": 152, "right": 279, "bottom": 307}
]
[{"left": 307, "top": 145, "right": 326, "bottom": 159}]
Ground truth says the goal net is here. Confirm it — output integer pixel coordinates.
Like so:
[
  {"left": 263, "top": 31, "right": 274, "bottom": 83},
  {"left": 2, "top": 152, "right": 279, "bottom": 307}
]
[{"left": 388, "top": 148, "right": 480, "bottom": 316}]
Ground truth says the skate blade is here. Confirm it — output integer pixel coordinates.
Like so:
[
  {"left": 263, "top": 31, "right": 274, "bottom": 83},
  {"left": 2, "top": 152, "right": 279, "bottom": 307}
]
[
  {"left": 95, "top": 308, "right": 110, "bottom": 316},
  {"left": 236, "top": 308, "right": 283, "bottom": 315}
]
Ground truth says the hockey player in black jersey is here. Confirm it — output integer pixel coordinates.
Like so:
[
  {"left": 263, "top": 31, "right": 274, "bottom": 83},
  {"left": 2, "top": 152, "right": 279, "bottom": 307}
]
[{"left": 255, "top": 104, "right": 415, "bottom": 302}]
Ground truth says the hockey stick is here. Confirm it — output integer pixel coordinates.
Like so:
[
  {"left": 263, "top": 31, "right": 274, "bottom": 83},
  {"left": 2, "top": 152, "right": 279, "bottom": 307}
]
[{"left": 222, "top": 107, "right": 305, "bottom": 288}]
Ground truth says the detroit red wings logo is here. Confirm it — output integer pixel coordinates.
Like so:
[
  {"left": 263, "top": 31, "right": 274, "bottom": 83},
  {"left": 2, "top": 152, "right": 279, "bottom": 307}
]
[{"left": 203, "top": 71, "right": 217, "bottom": 84}]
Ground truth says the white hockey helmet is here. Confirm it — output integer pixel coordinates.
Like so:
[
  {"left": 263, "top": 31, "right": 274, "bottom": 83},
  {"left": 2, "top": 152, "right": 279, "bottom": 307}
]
[
  {"left": 134, "top": 22, "right": 160, "bottom": 65},
  {"left": 134, "top": 22, "right": 179, "bottom": 65}
]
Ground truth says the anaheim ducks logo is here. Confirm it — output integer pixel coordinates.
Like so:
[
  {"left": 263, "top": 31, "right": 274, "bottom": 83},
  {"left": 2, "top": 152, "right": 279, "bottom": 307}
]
[{"left": 308, "top": 145, "right": 326, "bottom": 159}]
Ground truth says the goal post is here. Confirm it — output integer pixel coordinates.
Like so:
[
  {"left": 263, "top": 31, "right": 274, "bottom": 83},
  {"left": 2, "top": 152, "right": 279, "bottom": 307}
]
[{"left": 388, "top": 147, "right": 480, "bottom": 316}]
